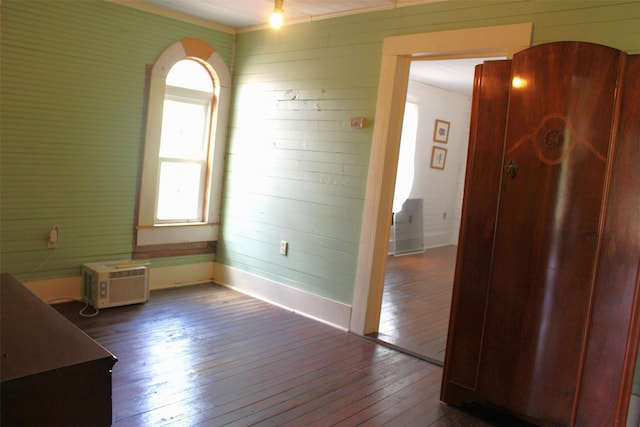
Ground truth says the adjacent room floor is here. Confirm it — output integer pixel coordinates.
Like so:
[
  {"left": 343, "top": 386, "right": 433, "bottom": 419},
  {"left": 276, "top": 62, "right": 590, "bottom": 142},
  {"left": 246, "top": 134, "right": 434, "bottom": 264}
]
[
  {"left": 377, "top": 245, "right": 457, "bottom": 365},
  {"left": 54, "top": 281, "right": 527, "bottom": 426}
]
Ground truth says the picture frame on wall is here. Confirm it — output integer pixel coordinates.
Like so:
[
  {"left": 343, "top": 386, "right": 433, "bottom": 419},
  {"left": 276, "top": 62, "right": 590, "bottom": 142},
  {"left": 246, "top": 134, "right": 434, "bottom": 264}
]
[
  {"left": 433, "top": 119, "right": 450, "bottom": 143},
  {"left": 430, "top": 146, "right": 447, "bottom": 170}
]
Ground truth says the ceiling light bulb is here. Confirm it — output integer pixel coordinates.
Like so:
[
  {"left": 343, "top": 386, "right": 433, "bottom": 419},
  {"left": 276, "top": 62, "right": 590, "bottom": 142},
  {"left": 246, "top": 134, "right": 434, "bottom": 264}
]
[
  {"left": 270, "top": 11, "right": 283, "bottom": 29},
  {"left": 270, "top": 0, "right": 284, "bottom": 29}
]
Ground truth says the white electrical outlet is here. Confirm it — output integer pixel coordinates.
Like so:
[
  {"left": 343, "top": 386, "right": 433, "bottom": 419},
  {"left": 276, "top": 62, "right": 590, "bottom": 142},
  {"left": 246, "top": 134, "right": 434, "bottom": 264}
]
[
  {"left": 47, "top": 225, "right": 60, "bottom": 249},
  {"left": 279, "top": 240, "right": 288, "bottom": 256}
]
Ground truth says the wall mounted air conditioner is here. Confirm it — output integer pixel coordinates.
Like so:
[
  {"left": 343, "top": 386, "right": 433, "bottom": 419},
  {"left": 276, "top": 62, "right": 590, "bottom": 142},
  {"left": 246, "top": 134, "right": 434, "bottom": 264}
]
[{"left": 81, "top": 261, "right": 149, "bottom": 309}]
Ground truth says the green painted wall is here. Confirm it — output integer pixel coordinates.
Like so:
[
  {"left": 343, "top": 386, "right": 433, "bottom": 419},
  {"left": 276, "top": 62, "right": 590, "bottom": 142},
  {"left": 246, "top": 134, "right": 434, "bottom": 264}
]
[
  {"left": 1, "top": 0, "right": 234, "bottom": 280},
  {"left": 2, "top": 0, "right": 639, "bottom": 299},
  {"left": 221, "top": 0, "right": 640, "bottom": 304}
]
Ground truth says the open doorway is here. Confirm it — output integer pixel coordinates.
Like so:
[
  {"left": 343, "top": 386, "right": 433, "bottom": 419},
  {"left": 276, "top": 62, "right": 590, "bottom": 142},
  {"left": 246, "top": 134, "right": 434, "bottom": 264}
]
[
  {"left": 375, "top": 58, "right": 492, "bottom": 365},
  {"left": 349, "top": 23, "right": 533, "bottom": 350}
]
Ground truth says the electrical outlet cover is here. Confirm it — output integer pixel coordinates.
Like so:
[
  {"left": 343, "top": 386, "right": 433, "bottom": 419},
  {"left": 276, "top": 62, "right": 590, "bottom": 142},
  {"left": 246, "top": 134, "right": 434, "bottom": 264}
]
[{"left": 279, "top": 240, "right": 288, "bottom": 255}]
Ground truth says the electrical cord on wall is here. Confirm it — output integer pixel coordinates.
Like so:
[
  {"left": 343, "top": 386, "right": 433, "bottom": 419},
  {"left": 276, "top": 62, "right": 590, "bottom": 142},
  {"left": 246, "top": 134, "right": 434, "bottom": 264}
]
[
  {"left": 24, "top": 246, "right": 57, "bottom": 282},
  {"left": 24, "top": 225, "right": 60, "bottom": 282},
  {"left": 26, "top": 226, "right": 100, "bottom": 318}
]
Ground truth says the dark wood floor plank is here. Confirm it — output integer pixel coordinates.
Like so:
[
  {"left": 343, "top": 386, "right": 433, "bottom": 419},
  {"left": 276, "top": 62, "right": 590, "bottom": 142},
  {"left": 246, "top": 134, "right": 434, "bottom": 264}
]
[
  {"left": 331, "top": 368, "right": 444, "bottom": 426},
  {"left": 244, "top": 353, "right": 434, "bottom": 426},
  {"left": 114, "top": 319, "right": 357, "bottom": 423},
  {"left": 283, "top": 356, "right": 441, "bottom": 427},
  {"left": 191, "top": 343, "right": 400, "bottom": 425},
  {"left": 378, "top": 245, "right": 457, "bottom": 364},
  {"left": 53, "top": 281, "right": 505, "bottom": 426}
]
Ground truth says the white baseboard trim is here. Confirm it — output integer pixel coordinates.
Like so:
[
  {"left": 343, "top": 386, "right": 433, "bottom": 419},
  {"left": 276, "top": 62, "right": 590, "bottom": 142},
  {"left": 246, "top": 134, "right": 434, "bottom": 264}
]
[
  {"left": 423, "top": 234, "right": 455, "bottom": 249},
  {"left": 22, "top": 262, "right": 216, "bottom": 303},
  {"left": 22, "top": 262, "right": 352, "bottom": 332},
  {"left": 213, "top": 262, "right": 352, "bottom": 331},
  {"left": 23, "top": 276, "right": 82, "bottom": 304},
  {"left": 148, "top": 262, "right": 214, "bottom": 290}
]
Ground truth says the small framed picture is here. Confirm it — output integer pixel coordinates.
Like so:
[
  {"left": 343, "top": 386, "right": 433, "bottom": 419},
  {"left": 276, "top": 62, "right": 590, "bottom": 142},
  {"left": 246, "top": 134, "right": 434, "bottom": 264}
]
[
  {"left": 433, "top": 119, "right": 450, "bottom": 143},
  {"left": 430, "top": 146, "right": 447, "bottom": 170}
]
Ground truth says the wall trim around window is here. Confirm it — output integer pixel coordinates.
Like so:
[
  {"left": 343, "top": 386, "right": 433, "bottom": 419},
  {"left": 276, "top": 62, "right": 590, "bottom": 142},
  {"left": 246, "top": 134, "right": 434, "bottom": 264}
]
[{"left": 135, "top": 38, "right": 231, "bottom": 258}]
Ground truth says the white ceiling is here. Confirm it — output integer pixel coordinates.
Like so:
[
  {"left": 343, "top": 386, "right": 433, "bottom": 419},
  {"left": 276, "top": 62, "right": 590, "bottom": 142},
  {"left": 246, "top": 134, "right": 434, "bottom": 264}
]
[
  {"left": 125, "top": 0, "right": 500, "bottom": 96},
  {"left": 134, "top": 0, "right": 440, "bottom": 29},
  {"left": 410, "top": 57, "right": 499, "bottom": 97}
]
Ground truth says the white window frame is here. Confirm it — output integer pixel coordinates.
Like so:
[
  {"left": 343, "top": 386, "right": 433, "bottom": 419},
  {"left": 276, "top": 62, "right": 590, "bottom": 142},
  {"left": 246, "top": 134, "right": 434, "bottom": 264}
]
[
  {"left": 156, "top": 86, "right": 211, "bottom": 224},
  {"left": 137, "top": 39, "right": 231, "bottom": 246}
]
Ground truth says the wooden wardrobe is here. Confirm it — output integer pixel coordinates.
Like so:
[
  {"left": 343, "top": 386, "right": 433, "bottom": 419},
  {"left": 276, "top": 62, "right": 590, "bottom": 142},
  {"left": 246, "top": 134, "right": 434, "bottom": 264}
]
[{"left": 441, "top": 42, "right": 640, "bottom": 426}]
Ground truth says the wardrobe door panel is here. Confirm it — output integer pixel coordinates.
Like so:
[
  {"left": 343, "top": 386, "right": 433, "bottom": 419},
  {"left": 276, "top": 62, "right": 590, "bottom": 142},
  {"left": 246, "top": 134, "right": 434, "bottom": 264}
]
[
  {"left": 441, "top": 61, "right": 511, "bottom": 403},
  {"left": 576, "top": 54, "right": 640, "bottom": 426},
  {"left": 476, "top": 43, "right": 624, "bottom": 425}
]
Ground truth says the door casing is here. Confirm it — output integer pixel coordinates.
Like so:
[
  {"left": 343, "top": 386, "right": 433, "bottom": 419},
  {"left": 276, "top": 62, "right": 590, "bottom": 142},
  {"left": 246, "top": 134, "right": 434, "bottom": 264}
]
[{"left": 349, "top": 23, "right": 533, "bottom": 335}]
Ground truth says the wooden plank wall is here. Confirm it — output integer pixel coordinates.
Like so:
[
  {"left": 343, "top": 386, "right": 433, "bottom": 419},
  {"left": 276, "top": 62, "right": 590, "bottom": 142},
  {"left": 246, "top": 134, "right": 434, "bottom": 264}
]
[
  {"left": 1, "top": 1, "right": 234, "bottom": 280},
  {"left": 221, "top": 0, "right": 640, "bottom": 304},
  {"left": 1, "top": 0, "right": 638, "bottom": 296}
]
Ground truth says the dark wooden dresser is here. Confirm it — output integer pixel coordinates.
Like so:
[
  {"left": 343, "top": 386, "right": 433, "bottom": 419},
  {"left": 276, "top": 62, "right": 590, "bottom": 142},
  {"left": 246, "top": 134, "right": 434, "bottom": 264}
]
[{"left": 1, "top": 273, "right": 117, "bottom": 426}]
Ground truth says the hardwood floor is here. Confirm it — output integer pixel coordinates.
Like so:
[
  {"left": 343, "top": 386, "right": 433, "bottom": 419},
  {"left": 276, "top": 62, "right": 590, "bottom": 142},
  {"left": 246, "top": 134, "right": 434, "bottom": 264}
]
[
  {"left": 53, "top": 283, "right": 528, "bottom": 426},
  {"left": 377, "top": 245, "right": 457, "bottom": 365}
]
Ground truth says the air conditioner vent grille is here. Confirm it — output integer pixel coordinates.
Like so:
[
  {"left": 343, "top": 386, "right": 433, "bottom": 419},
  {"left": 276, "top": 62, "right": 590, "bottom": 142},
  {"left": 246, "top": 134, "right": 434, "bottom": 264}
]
[{"left": 110, "top": 269, "right": 145, "bottom": 280}]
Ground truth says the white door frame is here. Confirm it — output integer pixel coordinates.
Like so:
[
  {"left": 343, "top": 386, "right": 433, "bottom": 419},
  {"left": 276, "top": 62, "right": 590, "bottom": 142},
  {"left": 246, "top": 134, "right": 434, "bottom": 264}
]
[{"left": 350, "top": 23, "right": 533, "bottom": 335}]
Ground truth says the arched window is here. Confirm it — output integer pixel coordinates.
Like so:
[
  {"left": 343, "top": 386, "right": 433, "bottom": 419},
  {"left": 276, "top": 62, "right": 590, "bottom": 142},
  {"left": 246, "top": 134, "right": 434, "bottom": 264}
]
[
  {"left": 135, "top": 39, "right": 231, "bottom": 257},
  {"left": 156, "top": 59, "right": 213, "bottom": 223}
]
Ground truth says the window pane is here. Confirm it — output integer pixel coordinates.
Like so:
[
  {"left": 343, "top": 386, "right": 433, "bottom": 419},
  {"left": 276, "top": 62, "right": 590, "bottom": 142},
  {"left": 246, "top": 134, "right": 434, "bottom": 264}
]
[
  {"left": 160, "top": 99, "right": 208, "bottom": 160},
  {"left": 156, "top": 162, "right": 203, "bottom": 221},
  {"left": 393, "top": 102, "right": 419, "bottom": 213},
  {"left": 166, "top": 59, "right": 213, "bottom": 93}
]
